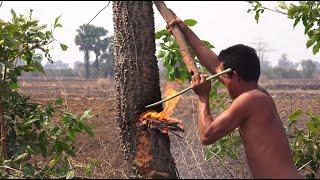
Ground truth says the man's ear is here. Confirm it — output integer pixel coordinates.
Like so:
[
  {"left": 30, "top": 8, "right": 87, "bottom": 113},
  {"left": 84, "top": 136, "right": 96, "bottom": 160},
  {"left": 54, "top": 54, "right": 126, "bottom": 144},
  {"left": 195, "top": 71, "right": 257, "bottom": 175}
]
[{"left": 233, "top": 71, "right": 241, "bottom": 82}]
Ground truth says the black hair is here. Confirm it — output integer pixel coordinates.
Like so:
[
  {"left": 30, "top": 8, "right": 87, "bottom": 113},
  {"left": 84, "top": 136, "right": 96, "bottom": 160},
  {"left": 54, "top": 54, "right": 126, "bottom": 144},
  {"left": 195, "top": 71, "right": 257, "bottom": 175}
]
[{"left": 218, "top": 44, "right": 260, "bottom": 82}]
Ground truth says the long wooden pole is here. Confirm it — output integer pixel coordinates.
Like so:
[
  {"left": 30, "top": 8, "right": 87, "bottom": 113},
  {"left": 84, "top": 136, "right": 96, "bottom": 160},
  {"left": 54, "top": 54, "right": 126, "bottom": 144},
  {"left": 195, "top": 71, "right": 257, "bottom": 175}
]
[
  {"left": 153, "top": 1, "right": 199, "bottom": 75},
  {"left": 145, "top": 68, "right": 232, "bottom": 108}
]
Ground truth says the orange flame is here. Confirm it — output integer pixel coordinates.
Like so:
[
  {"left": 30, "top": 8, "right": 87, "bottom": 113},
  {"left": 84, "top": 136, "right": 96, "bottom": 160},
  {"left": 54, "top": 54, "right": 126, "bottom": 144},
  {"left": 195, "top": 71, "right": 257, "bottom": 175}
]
[
  {"left": 143, "top": 83, "right": 180, "bottom": 120},
  {"left": 159, "top": 83, "right": 180, "bottom": 119}
]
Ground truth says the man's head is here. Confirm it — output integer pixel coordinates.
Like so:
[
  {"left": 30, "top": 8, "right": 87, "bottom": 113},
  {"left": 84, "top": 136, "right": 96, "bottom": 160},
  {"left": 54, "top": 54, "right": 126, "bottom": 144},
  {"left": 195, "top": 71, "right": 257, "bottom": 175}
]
[{"left": 217, "top": 44, "right": 260, "bottom": 99}]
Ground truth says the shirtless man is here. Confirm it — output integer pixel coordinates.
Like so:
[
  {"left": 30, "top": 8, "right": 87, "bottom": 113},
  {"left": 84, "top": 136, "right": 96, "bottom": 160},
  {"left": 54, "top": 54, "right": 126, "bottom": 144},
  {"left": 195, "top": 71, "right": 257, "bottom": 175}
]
[{"left": 167, "top": 13, "right": 303, "bottom": 179}]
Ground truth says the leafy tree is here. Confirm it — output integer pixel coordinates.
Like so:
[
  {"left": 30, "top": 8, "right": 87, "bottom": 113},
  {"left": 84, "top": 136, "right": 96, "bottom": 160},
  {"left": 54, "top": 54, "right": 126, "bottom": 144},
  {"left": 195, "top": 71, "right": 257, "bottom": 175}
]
[
  {"left": 75, "top": 25, "right": 111, "bottom": 78},
  {"left": 0, "top": 9, "right": 93, "bottom": 178},
  {"left": 100, "top": 36, "right": 114, "bottom": 78},
  {"left": 288, "top": 109, "right": 320, "bottom": 178},
  {"left": 277, "top": 53, "right": 297, "bottom": 69},
  {"left": 91, "top": 28, "right": 108, "bottom": 69},
  {"left": 301, "top": 59, "right": 316, "bottom": 78},
  {"left": 74, "top": 25, "right": 97, "bottom": 78},
  {"left": 247, "top": 1, "right": 320, "bottom": 55},
  {"left": 155, "top": 19, "right": 214, "bottom": 82}
]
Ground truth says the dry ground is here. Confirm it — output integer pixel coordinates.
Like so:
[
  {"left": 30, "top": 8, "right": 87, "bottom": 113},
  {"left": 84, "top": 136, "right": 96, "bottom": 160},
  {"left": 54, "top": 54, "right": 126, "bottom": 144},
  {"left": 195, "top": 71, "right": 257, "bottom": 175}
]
[{"left": 18, "top": 76, "right": 320, "bottom": 178}]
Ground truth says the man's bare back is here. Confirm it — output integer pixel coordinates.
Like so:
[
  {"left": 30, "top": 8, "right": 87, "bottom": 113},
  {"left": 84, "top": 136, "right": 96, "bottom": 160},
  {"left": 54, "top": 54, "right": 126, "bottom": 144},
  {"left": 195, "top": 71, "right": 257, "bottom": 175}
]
[{"left": 237, "top": 88, "right": 302, "bottom": 178}]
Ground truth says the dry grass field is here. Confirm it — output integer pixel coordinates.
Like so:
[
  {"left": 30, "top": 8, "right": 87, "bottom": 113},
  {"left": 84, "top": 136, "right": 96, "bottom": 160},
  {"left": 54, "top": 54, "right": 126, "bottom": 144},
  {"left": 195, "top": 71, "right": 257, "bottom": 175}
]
[{"left": 17, "top": 76, "right": 320, "bottom": 178}]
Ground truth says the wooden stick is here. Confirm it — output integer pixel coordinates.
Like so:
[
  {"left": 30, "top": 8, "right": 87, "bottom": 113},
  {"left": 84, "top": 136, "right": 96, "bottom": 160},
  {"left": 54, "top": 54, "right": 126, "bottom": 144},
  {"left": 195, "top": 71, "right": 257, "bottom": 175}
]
[
  {"left": 153, "top": 1, "right": 199, "bottom": 75},
  {"left": 145, "top": 68, "right": 232, "bottom": 108}
]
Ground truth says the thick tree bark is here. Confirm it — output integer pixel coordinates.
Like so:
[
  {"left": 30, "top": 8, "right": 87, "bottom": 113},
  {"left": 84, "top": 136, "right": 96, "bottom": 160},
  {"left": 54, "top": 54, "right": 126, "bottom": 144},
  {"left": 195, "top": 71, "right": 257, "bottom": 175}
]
[{"left": 113, "top": 1, "right": 178, "bottom": 178}]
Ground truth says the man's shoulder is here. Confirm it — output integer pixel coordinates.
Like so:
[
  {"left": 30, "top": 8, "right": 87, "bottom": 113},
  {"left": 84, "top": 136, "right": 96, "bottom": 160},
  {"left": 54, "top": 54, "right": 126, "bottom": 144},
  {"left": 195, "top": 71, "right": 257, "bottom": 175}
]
[{"left": 234, "top": 89, "right": 273, "bottom": 108}]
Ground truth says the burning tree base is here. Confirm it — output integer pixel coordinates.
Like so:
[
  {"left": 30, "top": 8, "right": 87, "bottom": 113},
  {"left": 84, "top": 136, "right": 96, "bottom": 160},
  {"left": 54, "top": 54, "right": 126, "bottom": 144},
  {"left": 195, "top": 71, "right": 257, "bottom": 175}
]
[{"left": 139, "top": 110, "right": 184, "bottom": 134}]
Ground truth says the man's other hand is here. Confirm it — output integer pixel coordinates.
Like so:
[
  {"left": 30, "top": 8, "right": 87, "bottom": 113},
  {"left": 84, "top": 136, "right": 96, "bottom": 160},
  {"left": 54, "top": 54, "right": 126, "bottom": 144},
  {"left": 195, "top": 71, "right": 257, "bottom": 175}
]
[
  {"left": 191, "top": 73, "right": 211, "bottom": 102},
  {"left": 166, "top": 9, "right": 188, "bottom": 34}
]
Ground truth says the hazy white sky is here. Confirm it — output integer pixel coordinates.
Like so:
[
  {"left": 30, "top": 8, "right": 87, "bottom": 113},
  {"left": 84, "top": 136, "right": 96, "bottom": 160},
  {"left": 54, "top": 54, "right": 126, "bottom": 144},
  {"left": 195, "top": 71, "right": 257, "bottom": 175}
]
[{"left": 1, "top": 1, "right": 319, "bottom": 68}]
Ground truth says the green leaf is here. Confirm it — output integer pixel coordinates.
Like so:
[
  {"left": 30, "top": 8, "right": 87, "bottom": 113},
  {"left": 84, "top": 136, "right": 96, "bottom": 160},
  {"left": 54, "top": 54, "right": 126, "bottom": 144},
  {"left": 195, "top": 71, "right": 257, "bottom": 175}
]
[
  {"left": 288, "top": 109, "right": 303, "bottom": 127},
  {"left": 39, "top": 131, "right": 48, "bottom": 158},
  {"left": 66, "top": 170, "right": 75, "bottom": 179},
  {"left": 55, "top": 23, "right": 62, "bottom": 28},
  {"left": 54, "top": 14, "right": 62, "bottom": 28},
  {"left": 157, "top": 50, "right": 166, "bottom": 59},
  {"left": 55, "top": 98, "right": 64, "bottom": 105},
  {"left": 83, "top": 124, "right": 94, "bottom": 136},
  {"left": 204, "top": 146, "right": 214, "bottom": 160},
  {"left": 304, "top": 23, "right": 313, "bottom": 35},
  {"left": 10, "top": 9, "right": 17, "bottom": 19},
  {"left": 312, "top": 43, "right": 320, "bottom": 55},
  {"left": 306, "top": 38, "right": 316, "bottom": 48},
  {"left": 60, "top": 43, "right": 68, "bottom": 51},
  {"left": 277, "top": 1, "right": 288, "bottom": 10},
  {"left": 80, "top": 109, "right": 92, "bottom": 121},
  {"left": 255, "top": 11, "right": 260, "bottom": 23},
  {"left": 45, "top": 31, "right": 52, "bottom": 39},
  {"left": 155, "top": 29, "right": 170, "bottom": 39},
  {"left": 85, "top": 163, "right": 94, "bottom": 176},
  {"left": 184, "top": 19, "right": 197, "bottom": 26},
  {"left": 67, "top": 129, "right": 76, "bottom": 141},
  {"left": 54, "top": 140, "right": 70, "bottom": 153},
  {"left": 34, "top": 59, "right": 45, "bottom": 74},
  {"left": 293, "top": 16, "right": 301, "bottom": 28},
  {"left": 168, "top": 53, "right": 176, "bottom": 66},
  {"left": 9, "top": 82, "right": 19, "bottom": 90},
  {"left": 202, "top": 40, "right": 215, "bottom": 48}
]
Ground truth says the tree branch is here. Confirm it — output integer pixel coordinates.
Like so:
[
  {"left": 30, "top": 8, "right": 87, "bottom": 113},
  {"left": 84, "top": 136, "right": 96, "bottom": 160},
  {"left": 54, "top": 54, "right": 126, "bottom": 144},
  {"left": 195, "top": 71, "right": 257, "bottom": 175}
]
[
  {"left": 262, "top": 6, "right": 287, "bottom": 16},
  {"left": 153, "top": 1, "right": 199, "bottom": 75}
]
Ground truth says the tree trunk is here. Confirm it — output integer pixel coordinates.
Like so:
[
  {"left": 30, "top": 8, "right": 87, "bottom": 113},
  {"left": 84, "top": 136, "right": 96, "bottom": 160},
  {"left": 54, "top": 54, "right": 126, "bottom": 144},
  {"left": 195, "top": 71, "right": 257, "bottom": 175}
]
[
  {"left": 113, "top": 1, "right": 178, "bottom": 178},
  {"left": 84, "top": 50, "right": 90, "bottom": 78},
  {"left": 94, "top": 53, "right": 99, "bottom": 69}
]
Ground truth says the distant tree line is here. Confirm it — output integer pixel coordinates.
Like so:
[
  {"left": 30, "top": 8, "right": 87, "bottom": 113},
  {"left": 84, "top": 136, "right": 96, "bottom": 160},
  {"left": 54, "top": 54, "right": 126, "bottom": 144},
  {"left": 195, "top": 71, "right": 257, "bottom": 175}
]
[
  {"left": 21, "top": 24, "right": 115, "bottom": 78},
  {"left": 260, "top": 53, "right": 320, "bottom": 79}
]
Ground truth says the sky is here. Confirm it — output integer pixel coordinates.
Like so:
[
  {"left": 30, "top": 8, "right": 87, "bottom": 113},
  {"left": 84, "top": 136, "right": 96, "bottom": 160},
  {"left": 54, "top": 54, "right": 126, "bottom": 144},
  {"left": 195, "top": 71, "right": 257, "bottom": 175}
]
[{"left": 1, "top": 1, "right": 319, "bottom": 68}]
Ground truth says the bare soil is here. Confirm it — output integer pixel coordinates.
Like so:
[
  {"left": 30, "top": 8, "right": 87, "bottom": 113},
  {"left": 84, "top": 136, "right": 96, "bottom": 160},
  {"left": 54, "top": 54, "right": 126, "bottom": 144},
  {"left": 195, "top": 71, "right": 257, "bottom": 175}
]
[{"left": 18, "top": 76, "right": 320, "bottom": 178}]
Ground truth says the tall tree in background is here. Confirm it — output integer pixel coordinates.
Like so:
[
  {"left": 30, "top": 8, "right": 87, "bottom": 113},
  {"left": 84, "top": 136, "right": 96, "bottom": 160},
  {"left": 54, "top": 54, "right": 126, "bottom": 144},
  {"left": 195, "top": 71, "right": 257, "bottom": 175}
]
[
  {"left": 277, "top": 53, "right": 297, "bottom": 69},
  {"left": 75, "top": 24, "right": 108, "bottom": 78},
  {"left": 113, "top": 1, "right": 177, "bottom": 178},
  {"left": 100, "top": 36, "right": 114, "bottom": 78},
  {"left": 92, "top": 28, "right": 108, "bottom": 69},
  {"left": 75, "top": 25, "right": 94, "bottom": 78},
  {"left": 301, "top": 59, "right": 316, "bottom": 78},
  {"left": 250, "top": 37, "right": 273, "bottom": 74}
]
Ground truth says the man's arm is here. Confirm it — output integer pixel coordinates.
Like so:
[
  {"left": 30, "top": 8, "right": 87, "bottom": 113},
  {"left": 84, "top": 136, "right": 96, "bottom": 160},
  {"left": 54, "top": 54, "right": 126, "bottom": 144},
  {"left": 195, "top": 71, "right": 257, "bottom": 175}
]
[
  {"left": 168, "top": 18, "right": 221, "bottom": 75},
  {"left": 198, "top": 93, "right": 250, "bottom": 145}
]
